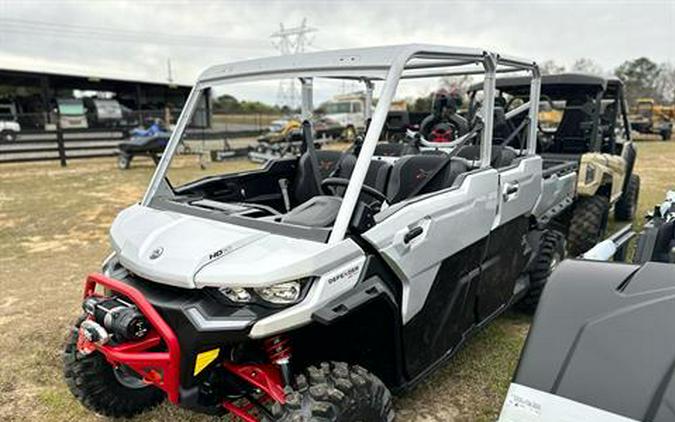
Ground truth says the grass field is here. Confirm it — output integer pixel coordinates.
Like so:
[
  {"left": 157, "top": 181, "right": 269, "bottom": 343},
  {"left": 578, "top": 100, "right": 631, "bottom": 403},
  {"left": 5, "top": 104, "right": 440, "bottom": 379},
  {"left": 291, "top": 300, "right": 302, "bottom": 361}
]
[{"left": 1, "top": 140, "right": 673, "bottom": 421}]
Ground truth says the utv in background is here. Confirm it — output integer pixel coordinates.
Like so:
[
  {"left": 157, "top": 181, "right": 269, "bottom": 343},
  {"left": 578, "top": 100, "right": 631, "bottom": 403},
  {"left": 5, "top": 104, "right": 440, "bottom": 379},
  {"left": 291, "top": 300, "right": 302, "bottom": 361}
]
[
  {"left": 469, "top": 74, "right": 640, "bottom": 255},
  {"left": 499, "top": 191, "right": 675, "bottom": 422},
  {"left": 629, "top": 98, "right": 673, "bottom": 141}
]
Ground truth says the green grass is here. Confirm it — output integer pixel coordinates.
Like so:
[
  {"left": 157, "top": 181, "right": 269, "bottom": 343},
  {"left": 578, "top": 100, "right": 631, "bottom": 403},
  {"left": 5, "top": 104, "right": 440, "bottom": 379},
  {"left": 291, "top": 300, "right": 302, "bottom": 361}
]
[{"left": 0, "top": 139, "right": 673, "bottom": 421}]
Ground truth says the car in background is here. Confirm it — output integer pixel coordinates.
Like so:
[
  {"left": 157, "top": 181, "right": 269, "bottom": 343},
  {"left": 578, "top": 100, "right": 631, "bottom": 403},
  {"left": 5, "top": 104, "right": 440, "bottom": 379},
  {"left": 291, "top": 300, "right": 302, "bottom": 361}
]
[
  {"left": 52, "top": 98, "right": 88, "bottom": 129},
  {"left": 84, "top": 98, "right": 123, "bottom": 128},
  {"left": 320, "top": 93, "right": 368, "bottom": 139},
  {"left": 0, "top": 100, "right": 21, "bottom": 143}
]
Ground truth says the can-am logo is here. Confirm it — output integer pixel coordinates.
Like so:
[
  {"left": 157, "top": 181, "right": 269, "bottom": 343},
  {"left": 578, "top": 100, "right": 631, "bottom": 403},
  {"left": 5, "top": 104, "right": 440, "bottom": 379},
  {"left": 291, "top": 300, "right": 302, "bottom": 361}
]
[
  {"left": 149, "top": 247, "right": 164, "bottom": 260},
  {"left": 327, "top": 265, "right": 361, "bottom": 284}
]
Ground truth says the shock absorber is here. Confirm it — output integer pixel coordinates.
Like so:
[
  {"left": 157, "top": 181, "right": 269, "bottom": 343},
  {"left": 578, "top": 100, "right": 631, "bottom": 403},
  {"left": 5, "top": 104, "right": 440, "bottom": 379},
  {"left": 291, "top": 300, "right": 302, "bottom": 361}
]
[{"left": 264, "top": 335, "right": 293, "bottom": 386}]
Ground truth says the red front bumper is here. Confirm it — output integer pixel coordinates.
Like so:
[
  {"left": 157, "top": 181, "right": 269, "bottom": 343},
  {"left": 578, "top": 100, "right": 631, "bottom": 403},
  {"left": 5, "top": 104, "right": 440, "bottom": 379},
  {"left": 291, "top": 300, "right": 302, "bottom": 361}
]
[
  {"left": 80, "top": 273, "right": 182, "bottom": 403},
  {"left": 78, "top": 273, "right": 286, "bottom": 421}
]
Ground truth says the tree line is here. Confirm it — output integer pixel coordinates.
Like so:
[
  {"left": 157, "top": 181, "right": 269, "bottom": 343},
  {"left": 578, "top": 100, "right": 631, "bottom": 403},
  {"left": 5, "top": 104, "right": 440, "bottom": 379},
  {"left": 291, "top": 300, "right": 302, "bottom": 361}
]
[
  {"left": 539, "top": 57, "right": 675, "bottom": 105},
  {"left": 211, "top": 57, "right": 675, "bottom": 115}
]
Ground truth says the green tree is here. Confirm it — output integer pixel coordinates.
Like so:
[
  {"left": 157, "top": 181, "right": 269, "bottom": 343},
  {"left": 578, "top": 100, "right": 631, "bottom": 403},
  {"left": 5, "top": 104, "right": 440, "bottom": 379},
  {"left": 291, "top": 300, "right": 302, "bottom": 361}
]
[
  {"left": 213, "top": 94, "right": 240, "bottom": 112},
  {"left": 615, "top": 57, "right": 662, "bottom": 104}
]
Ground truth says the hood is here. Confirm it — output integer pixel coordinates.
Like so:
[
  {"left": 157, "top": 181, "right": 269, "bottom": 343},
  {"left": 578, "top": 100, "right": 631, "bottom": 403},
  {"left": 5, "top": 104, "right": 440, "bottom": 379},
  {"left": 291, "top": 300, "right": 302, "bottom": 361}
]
[{"left": 110, "top": 204, "right": 362, "bottom": 289}]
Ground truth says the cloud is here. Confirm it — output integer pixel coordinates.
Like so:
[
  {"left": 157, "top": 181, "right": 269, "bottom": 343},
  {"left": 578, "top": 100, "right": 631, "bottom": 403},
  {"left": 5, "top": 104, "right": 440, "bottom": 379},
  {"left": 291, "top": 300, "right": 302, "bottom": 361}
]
[{"left": 0, "top": 0, "right": 672, "bottom": 87}]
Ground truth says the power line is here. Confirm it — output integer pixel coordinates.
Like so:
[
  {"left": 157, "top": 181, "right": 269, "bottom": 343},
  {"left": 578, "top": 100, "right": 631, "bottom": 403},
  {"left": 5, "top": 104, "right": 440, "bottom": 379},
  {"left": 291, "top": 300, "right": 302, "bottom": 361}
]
[
  {"left": 0, "top": 17, "right": 233, "bottom": 45},
  {"left": 271, "top": 18, "right": 316, "bottom": 108}
]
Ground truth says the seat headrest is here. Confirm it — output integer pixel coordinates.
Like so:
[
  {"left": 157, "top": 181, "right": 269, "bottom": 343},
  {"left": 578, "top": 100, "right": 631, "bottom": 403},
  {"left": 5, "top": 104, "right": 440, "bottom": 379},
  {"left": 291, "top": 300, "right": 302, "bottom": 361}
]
[
  {"left": 455, "top": 145, "right": 517, "bottom": 168},
  {"left": 386, "top": 155, "right": 446, "bottom": 203},
  {"left": 374, "top": 142, "right": 419, "bottom": 157}
]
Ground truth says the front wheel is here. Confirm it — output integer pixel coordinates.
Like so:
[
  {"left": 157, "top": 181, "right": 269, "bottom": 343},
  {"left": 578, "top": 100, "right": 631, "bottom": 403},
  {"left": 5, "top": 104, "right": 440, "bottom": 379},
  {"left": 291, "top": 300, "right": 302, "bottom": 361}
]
[
  {"left": 268, "top": 362, "right": 394, "bottom": 422},
  {"left": 63, "top": 318, "right": 165, "bottom": 417}
]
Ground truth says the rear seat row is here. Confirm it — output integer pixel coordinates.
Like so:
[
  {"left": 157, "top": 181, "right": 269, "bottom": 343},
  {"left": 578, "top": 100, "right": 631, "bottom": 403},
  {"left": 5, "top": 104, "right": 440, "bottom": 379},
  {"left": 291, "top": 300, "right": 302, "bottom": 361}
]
[{"left": 292, "top": 144, "right": 518, "bottom": 205}]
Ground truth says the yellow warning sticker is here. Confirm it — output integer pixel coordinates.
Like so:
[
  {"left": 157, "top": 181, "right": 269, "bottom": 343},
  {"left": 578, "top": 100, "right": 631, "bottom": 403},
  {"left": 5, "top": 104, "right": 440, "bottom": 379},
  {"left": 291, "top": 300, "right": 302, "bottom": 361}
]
[{"left": 194, "top": 348, "right": 219, "bottom": 376}]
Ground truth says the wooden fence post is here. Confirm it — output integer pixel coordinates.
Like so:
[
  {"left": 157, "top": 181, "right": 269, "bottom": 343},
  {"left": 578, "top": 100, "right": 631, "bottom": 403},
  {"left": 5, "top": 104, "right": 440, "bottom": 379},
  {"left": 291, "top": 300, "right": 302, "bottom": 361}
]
[{"left": 55, "top": 109, "right": 67, "bottom": 167}]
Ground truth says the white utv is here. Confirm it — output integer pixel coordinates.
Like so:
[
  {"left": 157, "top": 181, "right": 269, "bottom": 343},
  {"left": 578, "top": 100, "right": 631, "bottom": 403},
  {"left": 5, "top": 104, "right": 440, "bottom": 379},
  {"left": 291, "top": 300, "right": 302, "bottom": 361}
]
[{"left": 63, "top": 45, "right": 577, "bottom": 421}]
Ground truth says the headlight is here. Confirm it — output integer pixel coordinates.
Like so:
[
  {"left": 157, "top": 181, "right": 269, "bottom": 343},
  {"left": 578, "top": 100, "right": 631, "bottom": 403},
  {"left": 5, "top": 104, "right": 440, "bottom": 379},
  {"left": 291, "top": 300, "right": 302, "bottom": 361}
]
[
  {"left": 217, "top": 279, "right": 310, "bottom": 306},
  {"left": 255, "top": 281, "right": 302, "bottom": 305},
  {"left": 219, "top": 287, "right": 253, "bottom": 303}
]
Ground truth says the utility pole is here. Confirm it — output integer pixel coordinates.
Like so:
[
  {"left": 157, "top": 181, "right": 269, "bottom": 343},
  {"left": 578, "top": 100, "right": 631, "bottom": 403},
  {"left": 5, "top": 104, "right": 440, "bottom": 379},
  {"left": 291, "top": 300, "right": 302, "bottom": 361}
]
[
  {"left": 270, "top": 18, "right": 316, "bottom": 110},
  {"left": 167, "top": 58, "right": 174, "bottom": 84}
]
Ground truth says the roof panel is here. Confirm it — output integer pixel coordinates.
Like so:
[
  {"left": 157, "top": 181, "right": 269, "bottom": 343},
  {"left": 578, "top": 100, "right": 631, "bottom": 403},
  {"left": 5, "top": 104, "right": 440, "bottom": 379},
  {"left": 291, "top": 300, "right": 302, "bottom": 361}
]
[{"left": 198, "top": 44, "right": 492, "bottom": 84}]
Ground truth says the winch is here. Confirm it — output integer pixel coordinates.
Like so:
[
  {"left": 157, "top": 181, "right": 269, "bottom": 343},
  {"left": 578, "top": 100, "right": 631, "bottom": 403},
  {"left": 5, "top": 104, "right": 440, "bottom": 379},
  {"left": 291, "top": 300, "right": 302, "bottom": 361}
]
[{"left": 81, "top": 296, "right": 150, "bottom": 342}]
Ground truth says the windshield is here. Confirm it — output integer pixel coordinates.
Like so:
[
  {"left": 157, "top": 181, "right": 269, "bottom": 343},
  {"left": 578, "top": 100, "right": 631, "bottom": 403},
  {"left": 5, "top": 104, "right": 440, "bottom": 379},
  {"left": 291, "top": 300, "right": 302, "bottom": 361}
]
[
  {"left": 143, "top": 48, "right": 539, "bottom": 244},
  {"left": 323, "top": 102, "right": 353, "bottom": 114},
  {"left": 0, "top": 105, "right": 14, "bottom": 119},
  {"left": 58, "top": 100, "right": 85, "bottom": 115}
]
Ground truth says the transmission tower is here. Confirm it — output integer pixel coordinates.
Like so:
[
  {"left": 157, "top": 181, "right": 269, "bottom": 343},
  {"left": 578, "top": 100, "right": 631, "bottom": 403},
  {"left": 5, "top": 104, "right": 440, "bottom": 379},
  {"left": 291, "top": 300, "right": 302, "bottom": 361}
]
[{"left": 271, "top": 18, "right": 316, "bottom": 109}]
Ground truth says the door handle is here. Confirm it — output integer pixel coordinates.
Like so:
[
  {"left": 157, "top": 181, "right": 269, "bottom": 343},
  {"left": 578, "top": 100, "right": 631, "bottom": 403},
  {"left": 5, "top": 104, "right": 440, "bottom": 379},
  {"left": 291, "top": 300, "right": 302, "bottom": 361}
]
[
  {"left": 403, "top": 226, "right": 424, "bottom": 244},
  {"left": 503, "top": 182, "right": 519, "bottom": 201}
]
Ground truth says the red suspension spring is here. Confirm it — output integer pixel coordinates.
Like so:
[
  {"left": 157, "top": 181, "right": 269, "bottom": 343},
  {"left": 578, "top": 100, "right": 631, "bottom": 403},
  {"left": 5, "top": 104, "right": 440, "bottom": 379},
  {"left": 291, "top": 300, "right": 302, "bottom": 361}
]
[{"left": 264, "top": 335, "right": 292, "bottom": 363}]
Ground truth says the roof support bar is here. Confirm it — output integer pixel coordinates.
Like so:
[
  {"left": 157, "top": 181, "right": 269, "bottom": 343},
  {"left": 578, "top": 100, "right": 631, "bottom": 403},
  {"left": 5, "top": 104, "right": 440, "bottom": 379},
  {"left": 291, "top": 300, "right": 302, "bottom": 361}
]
[
  {"left": 527, "top": 68, "right": 541, "bottom": 155},
  {"left": 300, "top": 78, "right": 314, "bottom": 121},
  {"left": 364, "top": 79, "right": 374, "bottom": 120},
  {"left": 141, "top": 84, "right": 202, "bottom": 206},
  {"left": 328, "top": 58, "right": 404, "bottom": 244},
  {"left": 479, "top": 53, "right": 497, "bottom": 168}
]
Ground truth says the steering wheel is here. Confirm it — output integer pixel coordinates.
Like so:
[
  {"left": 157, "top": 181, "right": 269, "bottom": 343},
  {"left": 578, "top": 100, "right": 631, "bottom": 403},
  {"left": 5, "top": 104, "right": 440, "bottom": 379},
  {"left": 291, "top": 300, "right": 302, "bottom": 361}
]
[{"left": 320, "top": 177, "right": 388, "bottom": 204}]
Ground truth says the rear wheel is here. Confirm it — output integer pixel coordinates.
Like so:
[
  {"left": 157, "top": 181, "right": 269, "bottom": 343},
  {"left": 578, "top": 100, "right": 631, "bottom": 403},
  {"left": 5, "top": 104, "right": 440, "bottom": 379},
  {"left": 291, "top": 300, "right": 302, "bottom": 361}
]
[
  {"left": 63, "top": 318, "right": 165, "bottom": 417},
  {"left": 117, "top": 153, "right": 132, "bottom": 169},
  {"left": 615, "top": 174, "right": 640, "bottom": 221},
  {"left": 661, "top": 129, "right": 672, "bottom": 141},
  {"left": 1, "top": 130, "right": 16, "bottom": 143},
  {"left": 567, "top": 195, "right": 609, "bottom": 256},
  {"left": 518, "top": 230, "right": 565, "bottom": 314},
  {"left": 268, "top": 362, "right": 394, "bottom": 422}
]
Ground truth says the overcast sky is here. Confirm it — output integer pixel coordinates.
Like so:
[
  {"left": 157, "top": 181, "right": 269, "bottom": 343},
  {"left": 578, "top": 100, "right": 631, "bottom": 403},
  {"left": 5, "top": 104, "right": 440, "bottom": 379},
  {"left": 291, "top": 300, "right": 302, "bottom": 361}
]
[{"left": 0, "top": 0, "right": 673, "bottom": 96}]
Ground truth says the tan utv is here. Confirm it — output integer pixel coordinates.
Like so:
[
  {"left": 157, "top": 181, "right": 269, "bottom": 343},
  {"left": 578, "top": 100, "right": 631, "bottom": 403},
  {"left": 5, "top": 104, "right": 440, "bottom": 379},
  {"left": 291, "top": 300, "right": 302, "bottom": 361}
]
[
  {"left": 629, "top": 98, "right": 673, "bottom": 141},
  {"left": 469, "top": 74, "right": 639, "bottom": 255}
]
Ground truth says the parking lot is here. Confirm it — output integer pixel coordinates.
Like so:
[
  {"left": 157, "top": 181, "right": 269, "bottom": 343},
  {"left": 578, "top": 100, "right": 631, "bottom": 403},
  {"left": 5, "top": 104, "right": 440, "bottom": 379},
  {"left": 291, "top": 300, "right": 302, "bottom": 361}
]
[{"left": 0, "top": 138, "right": 672, "bottom": 422}]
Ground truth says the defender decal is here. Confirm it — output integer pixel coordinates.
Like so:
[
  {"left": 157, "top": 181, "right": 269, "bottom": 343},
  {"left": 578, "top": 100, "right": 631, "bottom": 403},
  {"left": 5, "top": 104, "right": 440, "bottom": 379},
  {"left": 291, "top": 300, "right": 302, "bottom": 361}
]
[{"left": 327, "top": 265, "right": 362, "bottom": 285}]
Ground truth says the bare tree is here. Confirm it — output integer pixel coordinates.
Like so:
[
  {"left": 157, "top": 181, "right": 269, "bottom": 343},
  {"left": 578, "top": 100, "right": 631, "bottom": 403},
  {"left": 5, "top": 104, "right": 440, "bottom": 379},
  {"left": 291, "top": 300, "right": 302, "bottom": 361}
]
[
  {"left": 571, "top": 58, "right": 603, "bottom": 75},
  {"left": 439, "top": 75, "right": 474, "bottom": 96},
  {"left": 655, "top": 63, "right": 675, "bottom": 103},
  {"left": 539, "top": 60, "right": 566, "bottom": 75}
]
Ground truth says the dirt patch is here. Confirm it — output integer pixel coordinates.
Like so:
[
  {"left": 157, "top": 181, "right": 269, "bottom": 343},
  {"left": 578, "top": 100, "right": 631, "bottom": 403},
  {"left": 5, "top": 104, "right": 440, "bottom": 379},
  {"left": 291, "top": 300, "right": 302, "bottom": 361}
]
[{"left": 0, "top": 142, "right": 673, "bottom": 421}]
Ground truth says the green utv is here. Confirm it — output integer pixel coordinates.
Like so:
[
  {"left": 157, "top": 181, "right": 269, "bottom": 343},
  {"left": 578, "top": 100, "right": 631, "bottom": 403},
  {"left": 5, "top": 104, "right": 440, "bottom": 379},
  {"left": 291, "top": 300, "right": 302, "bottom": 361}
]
[{"left": 469, "top": 74, "right": 640, "bottom": 255}]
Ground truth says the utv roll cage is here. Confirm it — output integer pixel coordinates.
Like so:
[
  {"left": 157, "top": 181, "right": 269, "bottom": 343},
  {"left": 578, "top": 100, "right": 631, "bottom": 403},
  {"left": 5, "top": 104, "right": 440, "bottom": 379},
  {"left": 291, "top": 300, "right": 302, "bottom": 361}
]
[
  {"left": 142, "top": 45, "right": 540, "bottom": 244},
  {"left": 468, "top": 73, "right": 631, "bottom": 154}
]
